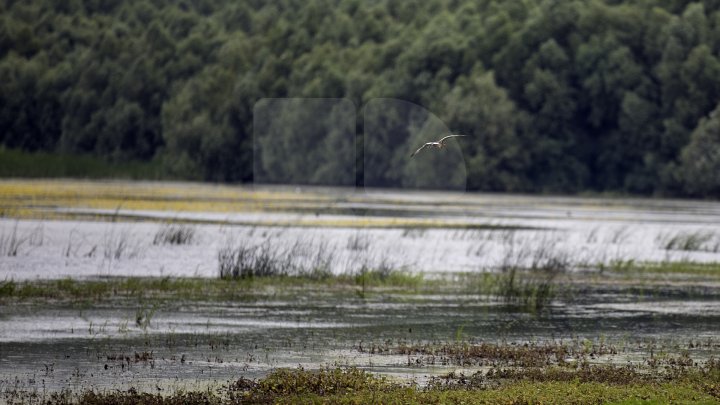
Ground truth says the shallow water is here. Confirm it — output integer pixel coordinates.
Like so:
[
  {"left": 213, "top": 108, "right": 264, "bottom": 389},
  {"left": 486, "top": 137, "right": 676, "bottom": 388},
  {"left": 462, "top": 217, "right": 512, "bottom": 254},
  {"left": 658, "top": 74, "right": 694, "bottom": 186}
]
[
  {"left": 2, "top": 283, "right": 720, "bottom": 397},
  {"left": 3, "top": 187, "right": 720, "bottom": 280},
  {"left": 2, "top": 184, "right": 720, "bottom": 397}
]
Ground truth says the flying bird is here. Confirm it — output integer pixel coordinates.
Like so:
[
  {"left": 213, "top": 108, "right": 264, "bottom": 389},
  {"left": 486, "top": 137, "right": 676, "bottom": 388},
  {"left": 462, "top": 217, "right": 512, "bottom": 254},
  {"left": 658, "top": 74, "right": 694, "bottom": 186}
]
[{"left": 410, "top": 134, "right": 467, "bottom": 158}]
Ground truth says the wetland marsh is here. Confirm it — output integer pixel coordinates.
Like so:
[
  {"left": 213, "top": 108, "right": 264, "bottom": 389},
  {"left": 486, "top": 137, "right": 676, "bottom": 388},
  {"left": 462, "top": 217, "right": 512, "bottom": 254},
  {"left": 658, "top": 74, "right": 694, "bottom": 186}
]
[{"left": 1, "top": 180, "right": 720, "bottom": 404}]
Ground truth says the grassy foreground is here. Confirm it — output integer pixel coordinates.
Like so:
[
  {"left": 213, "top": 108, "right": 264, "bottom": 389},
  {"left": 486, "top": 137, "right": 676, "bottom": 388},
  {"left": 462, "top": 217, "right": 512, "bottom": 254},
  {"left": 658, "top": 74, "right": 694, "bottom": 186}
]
[{"left": 42, "top": 365, "right": 720, "bottom": 404}]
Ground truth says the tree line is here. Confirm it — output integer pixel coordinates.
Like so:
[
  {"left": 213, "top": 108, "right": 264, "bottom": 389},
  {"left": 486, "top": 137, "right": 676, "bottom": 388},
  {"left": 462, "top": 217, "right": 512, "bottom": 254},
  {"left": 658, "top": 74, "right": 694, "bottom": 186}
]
[{"left": 1, "top": 0, "right": 720, "bottom": 197}]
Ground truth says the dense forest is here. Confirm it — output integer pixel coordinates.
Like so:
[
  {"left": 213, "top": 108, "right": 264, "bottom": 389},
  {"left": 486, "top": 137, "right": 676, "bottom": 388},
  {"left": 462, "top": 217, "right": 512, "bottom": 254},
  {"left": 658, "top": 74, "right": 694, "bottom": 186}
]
[{"left": 1, "top": 0, "right": 720, "bottom": 197}]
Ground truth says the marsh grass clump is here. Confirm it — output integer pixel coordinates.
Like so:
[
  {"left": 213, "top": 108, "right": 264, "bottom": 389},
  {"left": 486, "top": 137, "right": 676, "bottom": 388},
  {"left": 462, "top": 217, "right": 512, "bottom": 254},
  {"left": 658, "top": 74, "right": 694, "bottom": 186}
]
[
  {"left": 218, "top": 238, "right": 335, "bottom": 280},
  {"left": 659, "top": 230, "right": 719, "bottom": 252},
  {"left": 0, "top": 221, "right": 26, "bottom": 256},
  {"left": 346, "top": 232, "right": 370, "bottom": 251},
  {"left": 218, "top": 243, "right": 280, "bottom": 278},
  {"left": 494, "top": 234, "right": 568, "bottom": 311},
  {"left": 228, "top": 367, "right": 392, "bottom": 403},
  {"left": 102, "top": 228, "right": 144, "bottom": 260},
  {"left": 153, "top": 223, "right": 196, "bottom": 245},
  {"left": 0, "top": 279, "right": 16, "bottom": 297},
  {"left": 496, "top": 267, "right": 560, "bottom": 312}
]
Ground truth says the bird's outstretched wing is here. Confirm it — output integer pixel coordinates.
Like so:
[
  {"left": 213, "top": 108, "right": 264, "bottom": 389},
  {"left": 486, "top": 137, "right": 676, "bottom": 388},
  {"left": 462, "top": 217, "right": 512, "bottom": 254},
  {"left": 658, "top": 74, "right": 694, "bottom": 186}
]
[
  {"left": 438, "top": 134, "right": 467, "bottom": 145},
  {"left": 410, "top": 143, "right": 430, "bottom": 158}
]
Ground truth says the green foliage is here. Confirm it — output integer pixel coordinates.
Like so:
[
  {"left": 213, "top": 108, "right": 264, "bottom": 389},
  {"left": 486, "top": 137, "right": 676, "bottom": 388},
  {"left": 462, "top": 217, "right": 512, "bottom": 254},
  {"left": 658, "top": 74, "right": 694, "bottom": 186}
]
[
  {"left": 2, "top": 0, "right": 720, "bottom": 196},
  {"left": 0, "top": 147, "right": 165, "bottom": 179},
  {"left": 238, "top": 367, "right": 390, "bottom": 402},
  {"left": 680, "top": 103, "right": 720, "bottom": 197},
  {"left": 74, "top": 365, "right": 720, "bottom": 404}
]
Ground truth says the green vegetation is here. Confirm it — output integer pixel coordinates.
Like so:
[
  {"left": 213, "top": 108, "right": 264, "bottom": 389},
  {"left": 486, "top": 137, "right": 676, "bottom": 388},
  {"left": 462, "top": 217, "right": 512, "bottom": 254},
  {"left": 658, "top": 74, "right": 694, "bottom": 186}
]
[
  {"left": 603, "top": 260, "right": 720, "bottom": 277},
  {"left": 0, "top": 273, "right": 427, "bottom": 303},
  {"left": 0, "top": 147, "right": 166, "bottom": 180},
  {"left": 660, "top": 230, "right": 720, "bottom": 252},
  {"left": 2, "top": 1, "right": 720, "bottom": 196},
  {"left": 152, "top": 223, "right": 196, "bottom": 245},
  {"left": 6, "top": 258, "right": 718, "bottom": 305},
  {"left": 42, "top": 365, "right": 720, "bottom": 404}
]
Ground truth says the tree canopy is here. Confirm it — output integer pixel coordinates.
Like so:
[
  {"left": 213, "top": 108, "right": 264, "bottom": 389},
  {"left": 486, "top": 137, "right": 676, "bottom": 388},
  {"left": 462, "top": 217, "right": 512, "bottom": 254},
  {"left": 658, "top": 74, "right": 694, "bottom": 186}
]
[{"left": 1, "top": 0, "right": 720, "bottom": 197}]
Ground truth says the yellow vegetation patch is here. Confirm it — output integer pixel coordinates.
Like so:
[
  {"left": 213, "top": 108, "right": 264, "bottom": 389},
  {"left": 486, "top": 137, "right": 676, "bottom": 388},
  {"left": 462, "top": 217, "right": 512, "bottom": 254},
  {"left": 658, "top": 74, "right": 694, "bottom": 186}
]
[
  {"left": 0, "top": 179, "right": 529, "bottom": 230},
  {"left": 0, "top": 179, "right": 333, "bottom": 217}
]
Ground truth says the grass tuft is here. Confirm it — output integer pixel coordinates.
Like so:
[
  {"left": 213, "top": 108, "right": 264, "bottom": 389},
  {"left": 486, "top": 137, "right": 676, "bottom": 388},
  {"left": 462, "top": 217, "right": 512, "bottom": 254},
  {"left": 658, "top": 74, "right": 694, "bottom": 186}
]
[
  {"left": 659, "top": 230, "right": 719, "bottom": 252},
  {"left": 153, "top": 223, "right": 196, "bottom": 245},
  {"left": 230, "top": 367, "right": 391, "bottom": 403},
  {"left": 0, "top": 222, "right": 26, "bottom": 256}
]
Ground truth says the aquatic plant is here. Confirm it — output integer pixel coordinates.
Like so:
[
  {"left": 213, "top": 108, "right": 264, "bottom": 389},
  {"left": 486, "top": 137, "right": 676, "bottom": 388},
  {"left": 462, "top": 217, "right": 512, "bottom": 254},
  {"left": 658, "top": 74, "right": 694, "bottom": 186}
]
[
  {"left": 494, "top": 234, "right": 567, "bottom": 311},
  {"left": 659, "top": 230, "right": 719, "bottom": 252},
  {"left": 135, "top": 305, "right": 157, "bottom": 331},
  {"left": 218, "top": 237, "right": 335, "bottom": 279},
  {"left": 346, "top": 232, "right": 371, "bottom": 251},
  {"left": 0, "top": 279, "right": 16, "bottom": 297},
  {"left": 0, "top": 221, "right": 25, "bottom": 256},
  {"left": 102, "top": 228, "right": 144, "bottom": 261},
  {"left": 153, "top": 223, "right": 196, "bottom": 245},
  {"left": 402, "top": 227, "right": 427, "bottom": 238}
]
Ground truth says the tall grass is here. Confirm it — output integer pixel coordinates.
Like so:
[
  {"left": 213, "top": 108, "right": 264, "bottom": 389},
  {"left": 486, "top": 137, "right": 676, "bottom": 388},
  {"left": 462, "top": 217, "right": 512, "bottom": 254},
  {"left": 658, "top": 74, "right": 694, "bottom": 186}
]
[
  {"left": 346, "top": 232, "right": 370, "bottom": 251},
  {"left": 495, "top": 233, "right": 567, "bottom": 311},
  {"left": 0, "top": 222, "right": 24, "bottom": 256},
  {"left": 658, "top": 230, "right": 718, "bottom": 252},
  {"left": 219, "top": 238, "right": 335, "bottom": 279},
  {"left": 102, "top": 229, "right": 144, "bottom": 261},
  {"left": 153, "top": 224, "right": 196, "bottom": 245}
]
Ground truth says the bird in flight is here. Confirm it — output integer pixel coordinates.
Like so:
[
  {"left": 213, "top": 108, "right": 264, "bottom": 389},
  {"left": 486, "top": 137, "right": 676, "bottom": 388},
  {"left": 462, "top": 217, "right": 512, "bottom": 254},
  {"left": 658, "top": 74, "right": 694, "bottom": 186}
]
[{"left": 410, "top": 134, "right": 467, "bottom": 158}]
